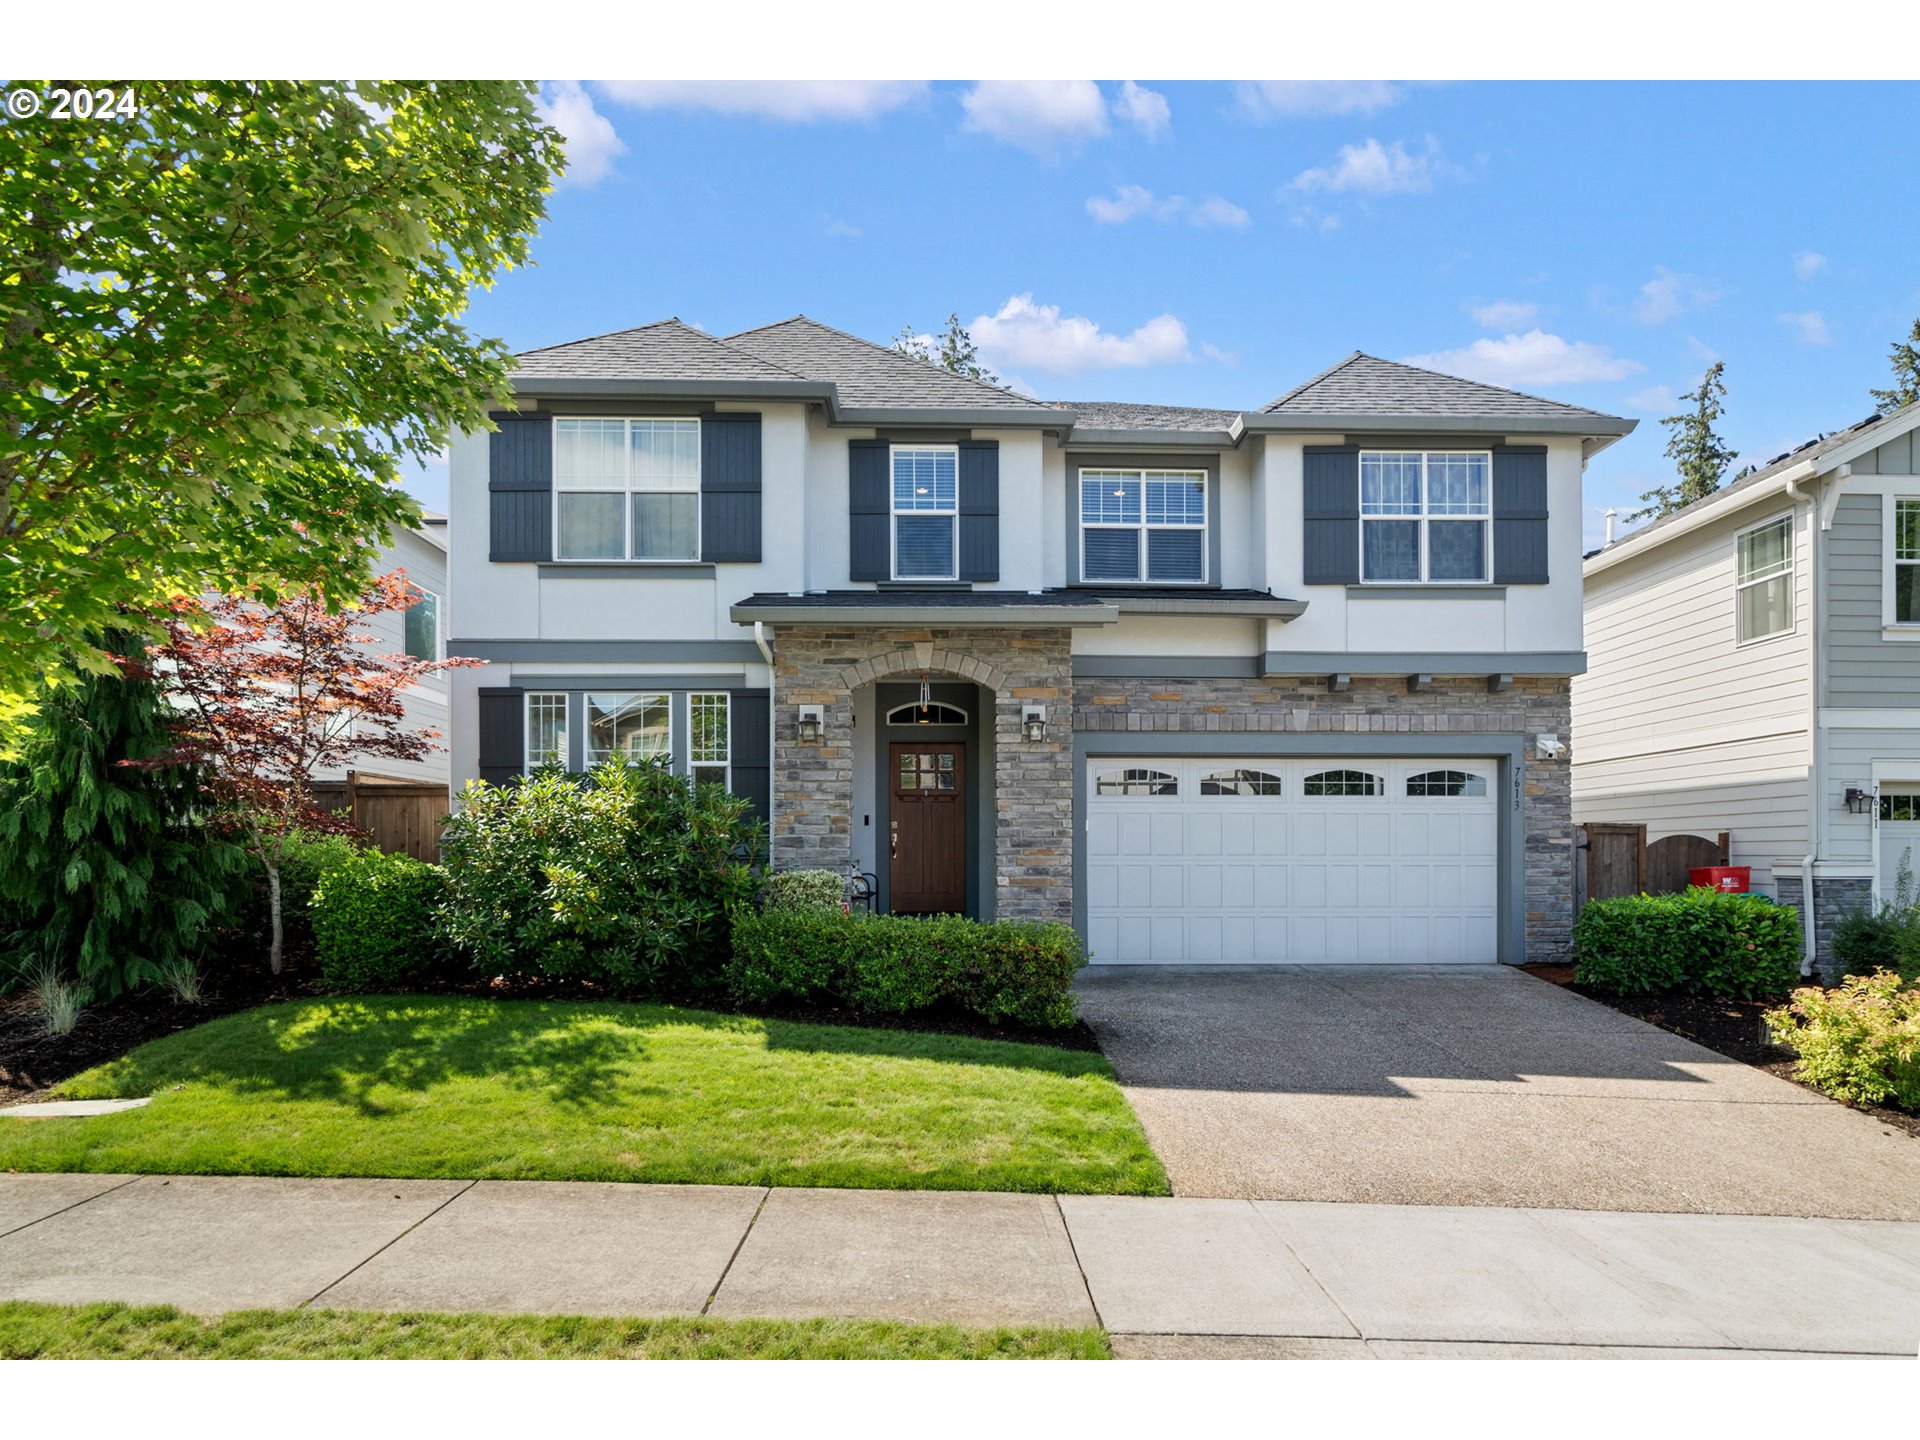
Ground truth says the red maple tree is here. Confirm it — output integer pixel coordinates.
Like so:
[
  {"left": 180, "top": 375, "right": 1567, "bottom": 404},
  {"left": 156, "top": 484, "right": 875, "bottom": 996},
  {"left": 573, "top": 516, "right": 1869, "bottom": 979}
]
[{"left": 154, "top": 570, "right": 482, "bottom": 973}]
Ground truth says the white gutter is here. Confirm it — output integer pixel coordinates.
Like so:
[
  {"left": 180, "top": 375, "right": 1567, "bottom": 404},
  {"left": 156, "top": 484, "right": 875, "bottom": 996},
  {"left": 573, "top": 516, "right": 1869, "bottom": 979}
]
[
  {"left": 752, "top": 621, "right": 774, "bottom": 669},
  {"left": 1585, "top": 457, "right": 1818, "bottom": 578}
]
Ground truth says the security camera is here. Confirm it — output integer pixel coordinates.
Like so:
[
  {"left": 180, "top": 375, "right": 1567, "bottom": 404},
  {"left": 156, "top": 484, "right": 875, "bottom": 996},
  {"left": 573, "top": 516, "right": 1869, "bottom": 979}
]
[{"left": 1535, "top": 733, "right": 1566, "bottom": 760}]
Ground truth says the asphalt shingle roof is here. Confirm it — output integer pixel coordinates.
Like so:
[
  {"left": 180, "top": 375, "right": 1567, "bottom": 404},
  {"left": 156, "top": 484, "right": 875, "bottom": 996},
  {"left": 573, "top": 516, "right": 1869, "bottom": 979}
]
[
  {"left": 1264, "top": 351, "right": 1620, "bottom": 422},
  {"left": 724, "top": 317, "right": 1056, "bottom": 412},
  {"left": 1062, "top": 400, "right": 1239, "bottom": 432},
  {"left": 513, "top": 319, "right": 809, "bottom": 382}
]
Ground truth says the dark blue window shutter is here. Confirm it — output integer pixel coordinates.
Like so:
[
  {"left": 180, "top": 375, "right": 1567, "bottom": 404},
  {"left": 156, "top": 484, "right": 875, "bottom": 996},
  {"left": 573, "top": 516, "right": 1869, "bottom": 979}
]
[
  {"left": 489, "top": 413, "right": 552, "bottom": 562},
  {"left": 477, "top": 686, "right": 525, "bottom": 786},
  {"left": 849, "top": 439, "right": 890, "bottom": 581},
  {"left": 729, "top": 689, "right": 771, "bottom": 827},
  {"left": 1302, "top": 446, "right": 1360, "bottom": 585},
  {"left": 957, "top": 440, "right": 1000, "bottom": 582},
  {"left": 701, "top": 413, "right": 762, "bottom": 563},
  {"left": 1493, "top": 445, "right": 1550, "bottom": 584}
]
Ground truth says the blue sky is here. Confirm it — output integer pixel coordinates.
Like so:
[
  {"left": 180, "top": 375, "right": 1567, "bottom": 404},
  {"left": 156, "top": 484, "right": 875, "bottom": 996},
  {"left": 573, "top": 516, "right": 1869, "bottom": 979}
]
[{"left": 407, "top": 80, "right": 1920, "bottom": 545}]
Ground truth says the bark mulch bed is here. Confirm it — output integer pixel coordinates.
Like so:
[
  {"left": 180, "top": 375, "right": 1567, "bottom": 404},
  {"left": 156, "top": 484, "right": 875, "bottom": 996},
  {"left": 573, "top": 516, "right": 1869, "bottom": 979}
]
[
  {"left": 1520, "top": 962, "right": 1920, "bottom": 1141},
  {"left": 2, "top": 965, "right": 1099, "bottom": 1106}
]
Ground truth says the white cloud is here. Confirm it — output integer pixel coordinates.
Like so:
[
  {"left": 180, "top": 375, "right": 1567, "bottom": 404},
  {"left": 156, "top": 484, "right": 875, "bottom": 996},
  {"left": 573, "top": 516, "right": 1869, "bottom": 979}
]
[
  {"left": 970, "top": 295, "right": 1195, "bottom": 376},
  {"left": 959, "top": 80, "right": 1109, "bottom": 157},
  {"left": 1291, "top": 137, "right": 1446, "bottom": 196},
  {"left": 1400, "top": 330, "right": 1644, "bottom": 387},
  {"left": 1779, "top": 310, "right": 1833, "bottom": 346},
  {"left": 1625, "top": 385, "right": 1677, "bottom": 413},
  {"left": 1236, "top": 81, "right": 1407, "bottom": 118},
  {"left": 1793, "top": 250, "right": 1827, "bottom": 279},
  {"left": 536, "top": 82, "right": 626, "bottom": 188},
  {"left": 822, "top": 217, "right": 862, "bottom": 239},
  {"left": 1085, "top": 186, "right": 1249, "bottom": 229},
  {"left": 1631, "top": 266, "right": 1721, "bottom": 325},
  {"left": 596, "top": 81, "right": 925, "bottom": 122},
  {"left": 1467, "top": 299, "right": 1539, "bottom": 330},
  {"left": 1115, "top": 80, "right": 1170, "bottom": 138}
]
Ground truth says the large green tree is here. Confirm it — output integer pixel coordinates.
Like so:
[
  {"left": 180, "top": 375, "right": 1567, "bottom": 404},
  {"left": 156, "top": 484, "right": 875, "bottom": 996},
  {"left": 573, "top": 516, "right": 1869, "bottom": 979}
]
[
  {"left": 0, "top": 81, "right": 563, "bottom": 740},
  {"left": 890, "top": 312, "right": 1000, "bottom": 386},
  {"left": 1870, "top": 318, "right": 1920, "bottom": 413},
  {"left": 1631, "top": 361, "right": 1737, "bottom": 522},
  {"left": 0, "top": 633, "right": 244, "bottom": 1001}
]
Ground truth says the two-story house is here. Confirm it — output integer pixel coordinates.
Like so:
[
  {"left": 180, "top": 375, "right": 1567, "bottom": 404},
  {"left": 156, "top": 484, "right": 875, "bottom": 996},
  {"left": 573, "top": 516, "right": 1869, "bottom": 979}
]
[
  {"left": 446, "top": 318, "right": 1634, "bottom": 965},
  {"left": 1575, "top": 400, "right": 1920, "bottom": 974}
]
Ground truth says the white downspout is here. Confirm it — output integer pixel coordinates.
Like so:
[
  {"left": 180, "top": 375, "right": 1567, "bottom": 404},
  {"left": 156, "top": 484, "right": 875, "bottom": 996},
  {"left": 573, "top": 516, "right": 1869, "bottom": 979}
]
[
  {"left": 1786, "top": 474, "right": 1820, "bottom": 977},
  {"left": 753, "top": 621, "right": 774, "bottom": 669}
]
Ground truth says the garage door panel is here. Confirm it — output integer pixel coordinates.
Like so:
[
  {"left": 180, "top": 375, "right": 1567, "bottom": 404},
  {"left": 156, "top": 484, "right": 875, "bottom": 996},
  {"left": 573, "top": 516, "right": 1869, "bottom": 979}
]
[{"left": 1086, "top": 755, "right": 1499, "bottom": 965}]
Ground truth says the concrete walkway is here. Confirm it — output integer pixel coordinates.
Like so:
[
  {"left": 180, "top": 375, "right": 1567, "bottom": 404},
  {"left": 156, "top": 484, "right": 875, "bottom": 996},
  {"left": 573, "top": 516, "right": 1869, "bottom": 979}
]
[
  {"left": 2, "top": 1173, "right": 1915, "bottom": 1357},
  {"left": 1075, "top": 964, "right": 1920, "bottom": 1218}
]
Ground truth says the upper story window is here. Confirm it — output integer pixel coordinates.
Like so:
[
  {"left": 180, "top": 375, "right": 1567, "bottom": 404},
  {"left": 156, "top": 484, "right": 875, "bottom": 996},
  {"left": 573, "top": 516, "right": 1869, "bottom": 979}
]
[
  {"left": 1359, "top": 452, "right": 1490, "bottom": 584},
  {"left": 1894, "top": 499, "right": 1920, "bottom": 625},
  {"left": 403, "top": 585, "right": 440, "bottom": 662},
  {"left": 891, "top": 446, "right": 958, "bottom": 580},
  {"left": 1080, "top": 470, "right": 1207, "bottom": 583},
  {"left": 1735, "top": 515, "right": 1793, "bottom": 643},
  {"left": 554, "top": 418, "right": 700, "bottom": 562}
]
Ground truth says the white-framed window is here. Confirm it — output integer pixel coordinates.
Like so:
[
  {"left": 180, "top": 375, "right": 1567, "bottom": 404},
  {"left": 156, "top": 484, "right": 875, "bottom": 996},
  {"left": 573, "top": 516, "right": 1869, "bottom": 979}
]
[
  {"left": 554, "top": 417, "right": 701, "bottom": 562},
  {"left": 1304, "top": 768, "right": 1383, "bottom": 797},
  {"left": 890, "top": 445, "right": 958, "bottom": 580},
  {"left": 885, "top": 701, "right": 969, "bottom": 726},
  {"left": 690, "top": 692, "right": 730, "bottom": 789},
  {"left": 1359, "top": 451, "right": 1491, "bottom": 584},
  {"left": 403, "top": 585, "right": 440, "bottom": 662},
  {"left": 1079, "top": 469, "right": 1208, "bottom": 583},
  {"left": 1890, "top": 497, "right": 1920, "bottom": 627},
  {"left": 586, "top": 692, "right": 671, "bottom": 766},
  {"left": 1200, "top": 768, "right": 1283, "bottom": 797},
  {"left": 526, "top": 692, "right": 568, "bottom": 769},
  {"left": 1735, "top": 514, "right": 1794, "bottom": 643},
  {"left": 1407, "top": 769, "right": 1487, "bottom": 797},
  {"left": 1095, "top": 767, "right": 1178, "bottom": 796}
]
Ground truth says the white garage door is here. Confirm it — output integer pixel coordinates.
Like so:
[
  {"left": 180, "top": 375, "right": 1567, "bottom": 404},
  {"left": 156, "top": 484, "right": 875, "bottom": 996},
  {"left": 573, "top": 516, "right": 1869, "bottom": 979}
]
[{"left": 1085, "top": 757, "right": 1500, "bottom": 964}]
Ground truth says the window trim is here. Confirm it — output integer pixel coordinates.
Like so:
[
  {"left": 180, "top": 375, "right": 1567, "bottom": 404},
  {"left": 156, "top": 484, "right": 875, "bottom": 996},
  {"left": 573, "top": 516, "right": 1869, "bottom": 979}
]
[
  {"left": 584, "top": 690, "right": 674, "bottom": 768},
  {"left": 1356, "top": 450, "right": 1493, "bottom": 587},
  {"left": 1077, "top": 467, "right": 1210, "bottom": 586},
  {"left": 888, "top": 443, "right": 960, "bottom": 582},
  {"left": 551, "top": 417, "right": 703, "bottom": 564},
  {"left": 1733, "top": 512, "right": 1796, "bottom": 647},
  {"left": 524, "top": 691, "right": 569, "bottom": 771},
  {"left": 688, "top": 691, "right": 731, "bottom": 790},
  {"left": 885, "top": 700, "right": 970, "bottom": 727},
  {"left": 1882, "top": 494, "right": 1920, "bottom": 637}
]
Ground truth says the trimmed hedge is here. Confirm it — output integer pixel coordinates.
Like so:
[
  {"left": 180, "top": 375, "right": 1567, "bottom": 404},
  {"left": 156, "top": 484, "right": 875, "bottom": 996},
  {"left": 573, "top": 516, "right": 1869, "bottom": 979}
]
[
  {"left": 311, "top": 850, "right": 451, "bottom": 992},
  {"left": 1765, "top": 970, "right": 1920, "bottom": 1109},
  {"left": 728, "top": 910, "right": 1085, "bottom": 1029},
  {"left": 1574, "top": 887, "right": 1801, "bottom": 999},
  {"left": 762, "top": 870, "right": 845, "bottom": 915}
]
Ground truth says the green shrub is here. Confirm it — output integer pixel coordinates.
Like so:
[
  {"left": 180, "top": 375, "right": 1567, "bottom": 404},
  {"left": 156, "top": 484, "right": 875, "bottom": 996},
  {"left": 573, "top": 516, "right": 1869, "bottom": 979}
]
[
  {"left": 1574, "top": 887, "right": 1801, "bottom": 999},
  {"left": 762, "top": 870, "right": 846, "bottom": 915},
  {"left": 311, "top": 850, "right": 451, "bottom": 992},
  {"left": 1765, "top": 970, "right": 1920, "bottom": 1109},
  {"left": 219, "top": 832, "right": 362, "bottom": 967},
  {"left": 438, "top": 761, "right": 763, "bottom": 995},
  {"left": 1832, "top": 903, "right": 1920, "bottom": 982},
  {"left": 728, "top": 910, "right": 1086, "bottom": 1029}
]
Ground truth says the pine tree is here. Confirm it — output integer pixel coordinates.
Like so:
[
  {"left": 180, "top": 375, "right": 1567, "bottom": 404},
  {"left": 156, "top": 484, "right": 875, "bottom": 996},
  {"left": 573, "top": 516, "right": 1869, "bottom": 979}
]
[
  {"left": 1631, "top": 362, "right": 1737, "bottom": 522},
  {"left": 1870, "top": 318, "right": 1920, "bottom": 413},
  {"left": 936, "top": 312, "right": 999, "bottom": 385},
  {"left": 0, "top": 633, "right": 244, "bottom": 1001},
  {"left": 890, "top": 324, "right": 931, "bottom": 364}
]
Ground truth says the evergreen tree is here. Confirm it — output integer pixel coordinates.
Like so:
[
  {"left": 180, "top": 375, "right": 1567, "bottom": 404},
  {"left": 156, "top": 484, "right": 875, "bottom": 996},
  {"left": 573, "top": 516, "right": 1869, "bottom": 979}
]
[
  {"left": 0, "top": 633, "right": 244, "bottom": 1001},
  {"left": 889, "top": 324, "right": 932, "bottom": 363},
  {"left": 1870, "top": 318, "right": 1920, "bottom": 413},
  {"left": 1631, "top": 362, "right": 1737, "bottom": 522},
  {"left": 936, "top": 312, "right": 999, "bottom": 385}
]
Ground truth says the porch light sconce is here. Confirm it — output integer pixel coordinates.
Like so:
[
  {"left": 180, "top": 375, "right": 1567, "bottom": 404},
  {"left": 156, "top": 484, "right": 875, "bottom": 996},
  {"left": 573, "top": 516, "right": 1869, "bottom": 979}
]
[
  {"left": 795, "top": 705, "right": 824, "bottom": 744},
  {"left": 1844, "top": 786, "right": 1873, "bottom": 815},
  {"left": 1021, "top": 705, "right": 1049, "bottom": 743}
]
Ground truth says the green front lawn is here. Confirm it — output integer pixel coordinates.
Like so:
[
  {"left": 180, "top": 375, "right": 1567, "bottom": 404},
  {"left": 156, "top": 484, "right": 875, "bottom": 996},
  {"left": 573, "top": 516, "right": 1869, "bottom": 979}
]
[
  {"left": 0, "top": 1302, "right": 1110, "bottom": 1360},
  {"left": 0, "top": 996, "right": 1168, "bottom": 1195}
]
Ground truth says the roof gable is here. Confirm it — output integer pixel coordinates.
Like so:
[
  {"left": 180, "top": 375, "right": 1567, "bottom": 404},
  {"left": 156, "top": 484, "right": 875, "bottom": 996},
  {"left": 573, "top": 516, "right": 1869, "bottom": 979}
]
[
  {"left": 1264, "top": 351, "right": 1619, "bottom": 423},
  {"left": 723, "top": 316, "right": 1056, "bottom": 413},
  {"left": 512, "top": 318, "right": 809, "bottom": 383}
]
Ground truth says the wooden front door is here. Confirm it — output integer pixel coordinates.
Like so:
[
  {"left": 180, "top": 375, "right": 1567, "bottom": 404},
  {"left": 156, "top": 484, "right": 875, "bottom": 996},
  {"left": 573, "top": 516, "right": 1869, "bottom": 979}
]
[{"left": 890, "top": 743, "right": 966, "bottom": 914}]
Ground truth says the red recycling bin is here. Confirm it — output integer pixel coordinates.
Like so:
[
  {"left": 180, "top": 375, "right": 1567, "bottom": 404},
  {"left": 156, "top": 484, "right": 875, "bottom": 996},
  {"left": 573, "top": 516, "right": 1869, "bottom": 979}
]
[{"left": 1689, "top": 866, "right": 1750, "bottom": 893}]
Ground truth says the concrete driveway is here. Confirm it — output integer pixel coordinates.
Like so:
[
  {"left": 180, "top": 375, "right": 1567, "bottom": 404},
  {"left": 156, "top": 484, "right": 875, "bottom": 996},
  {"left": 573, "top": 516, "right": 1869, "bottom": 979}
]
[{"left": 1075, "top": 964, "right": 1920, "bottom": 1220}]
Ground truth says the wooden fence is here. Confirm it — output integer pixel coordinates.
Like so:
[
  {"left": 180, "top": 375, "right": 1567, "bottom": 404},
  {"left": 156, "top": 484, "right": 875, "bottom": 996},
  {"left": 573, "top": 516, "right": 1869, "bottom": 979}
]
[
  {"left": 311, "top": 772, "right": 451, "bottom": 862},
  {"left": 1577, "top": 823, "right": 1730, "bottom": 904}
]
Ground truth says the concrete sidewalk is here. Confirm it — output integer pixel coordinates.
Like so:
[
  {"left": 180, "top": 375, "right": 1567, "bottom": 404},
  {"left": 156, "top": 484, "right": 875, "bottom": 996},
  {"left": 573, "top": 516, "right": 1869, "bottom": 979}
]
[{"left": 3, "top": 1173, "right": 1915, "bottom": 1357}]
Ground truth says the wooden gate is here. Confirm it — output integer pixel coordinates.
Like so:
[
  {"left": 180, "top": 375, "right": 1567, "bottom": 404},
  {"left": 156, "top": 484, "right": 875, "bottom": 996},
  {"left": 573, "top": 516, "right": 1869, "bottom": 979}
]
[
  {"left": 1582, "top": 823, "right": 1647, "bottom": 901},
  {"left": 1646, "top": 832, "right": 1730, "bottom": 893},
  {"left": 311, "top": 772, "right": 451, "bottom": 862}
]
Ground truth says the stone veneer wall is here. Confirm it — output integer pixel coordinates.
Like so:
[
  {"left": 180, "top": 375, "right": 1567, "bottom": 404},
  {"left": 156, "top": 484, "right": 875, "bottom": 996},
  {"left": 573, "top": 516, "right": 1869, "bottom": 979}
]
[
  {"left": 772, "top": 626, "right": 1075, "bottom": 922},
  {"left": 1773, "top": 873, "right": 1872, "bottom": 984},
  {"left": 1073, "top": 675, "right": 1576, "bottom": 962}
]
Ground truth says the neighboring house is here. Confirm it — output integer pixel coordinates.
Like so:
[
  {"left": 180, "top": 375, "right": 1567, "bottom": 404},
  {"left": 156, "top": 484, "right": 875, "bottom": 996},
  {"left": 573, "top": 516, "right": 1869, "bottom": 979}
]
[
  {"left": 446, "top": 318, "right": 1634, "bottom": 964},
  {"left": 1574, "top": 400, "right": 1920, "bottom": 972},
  {"left": 311, "top": 513, "right": 452, "bottom": 787}
]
